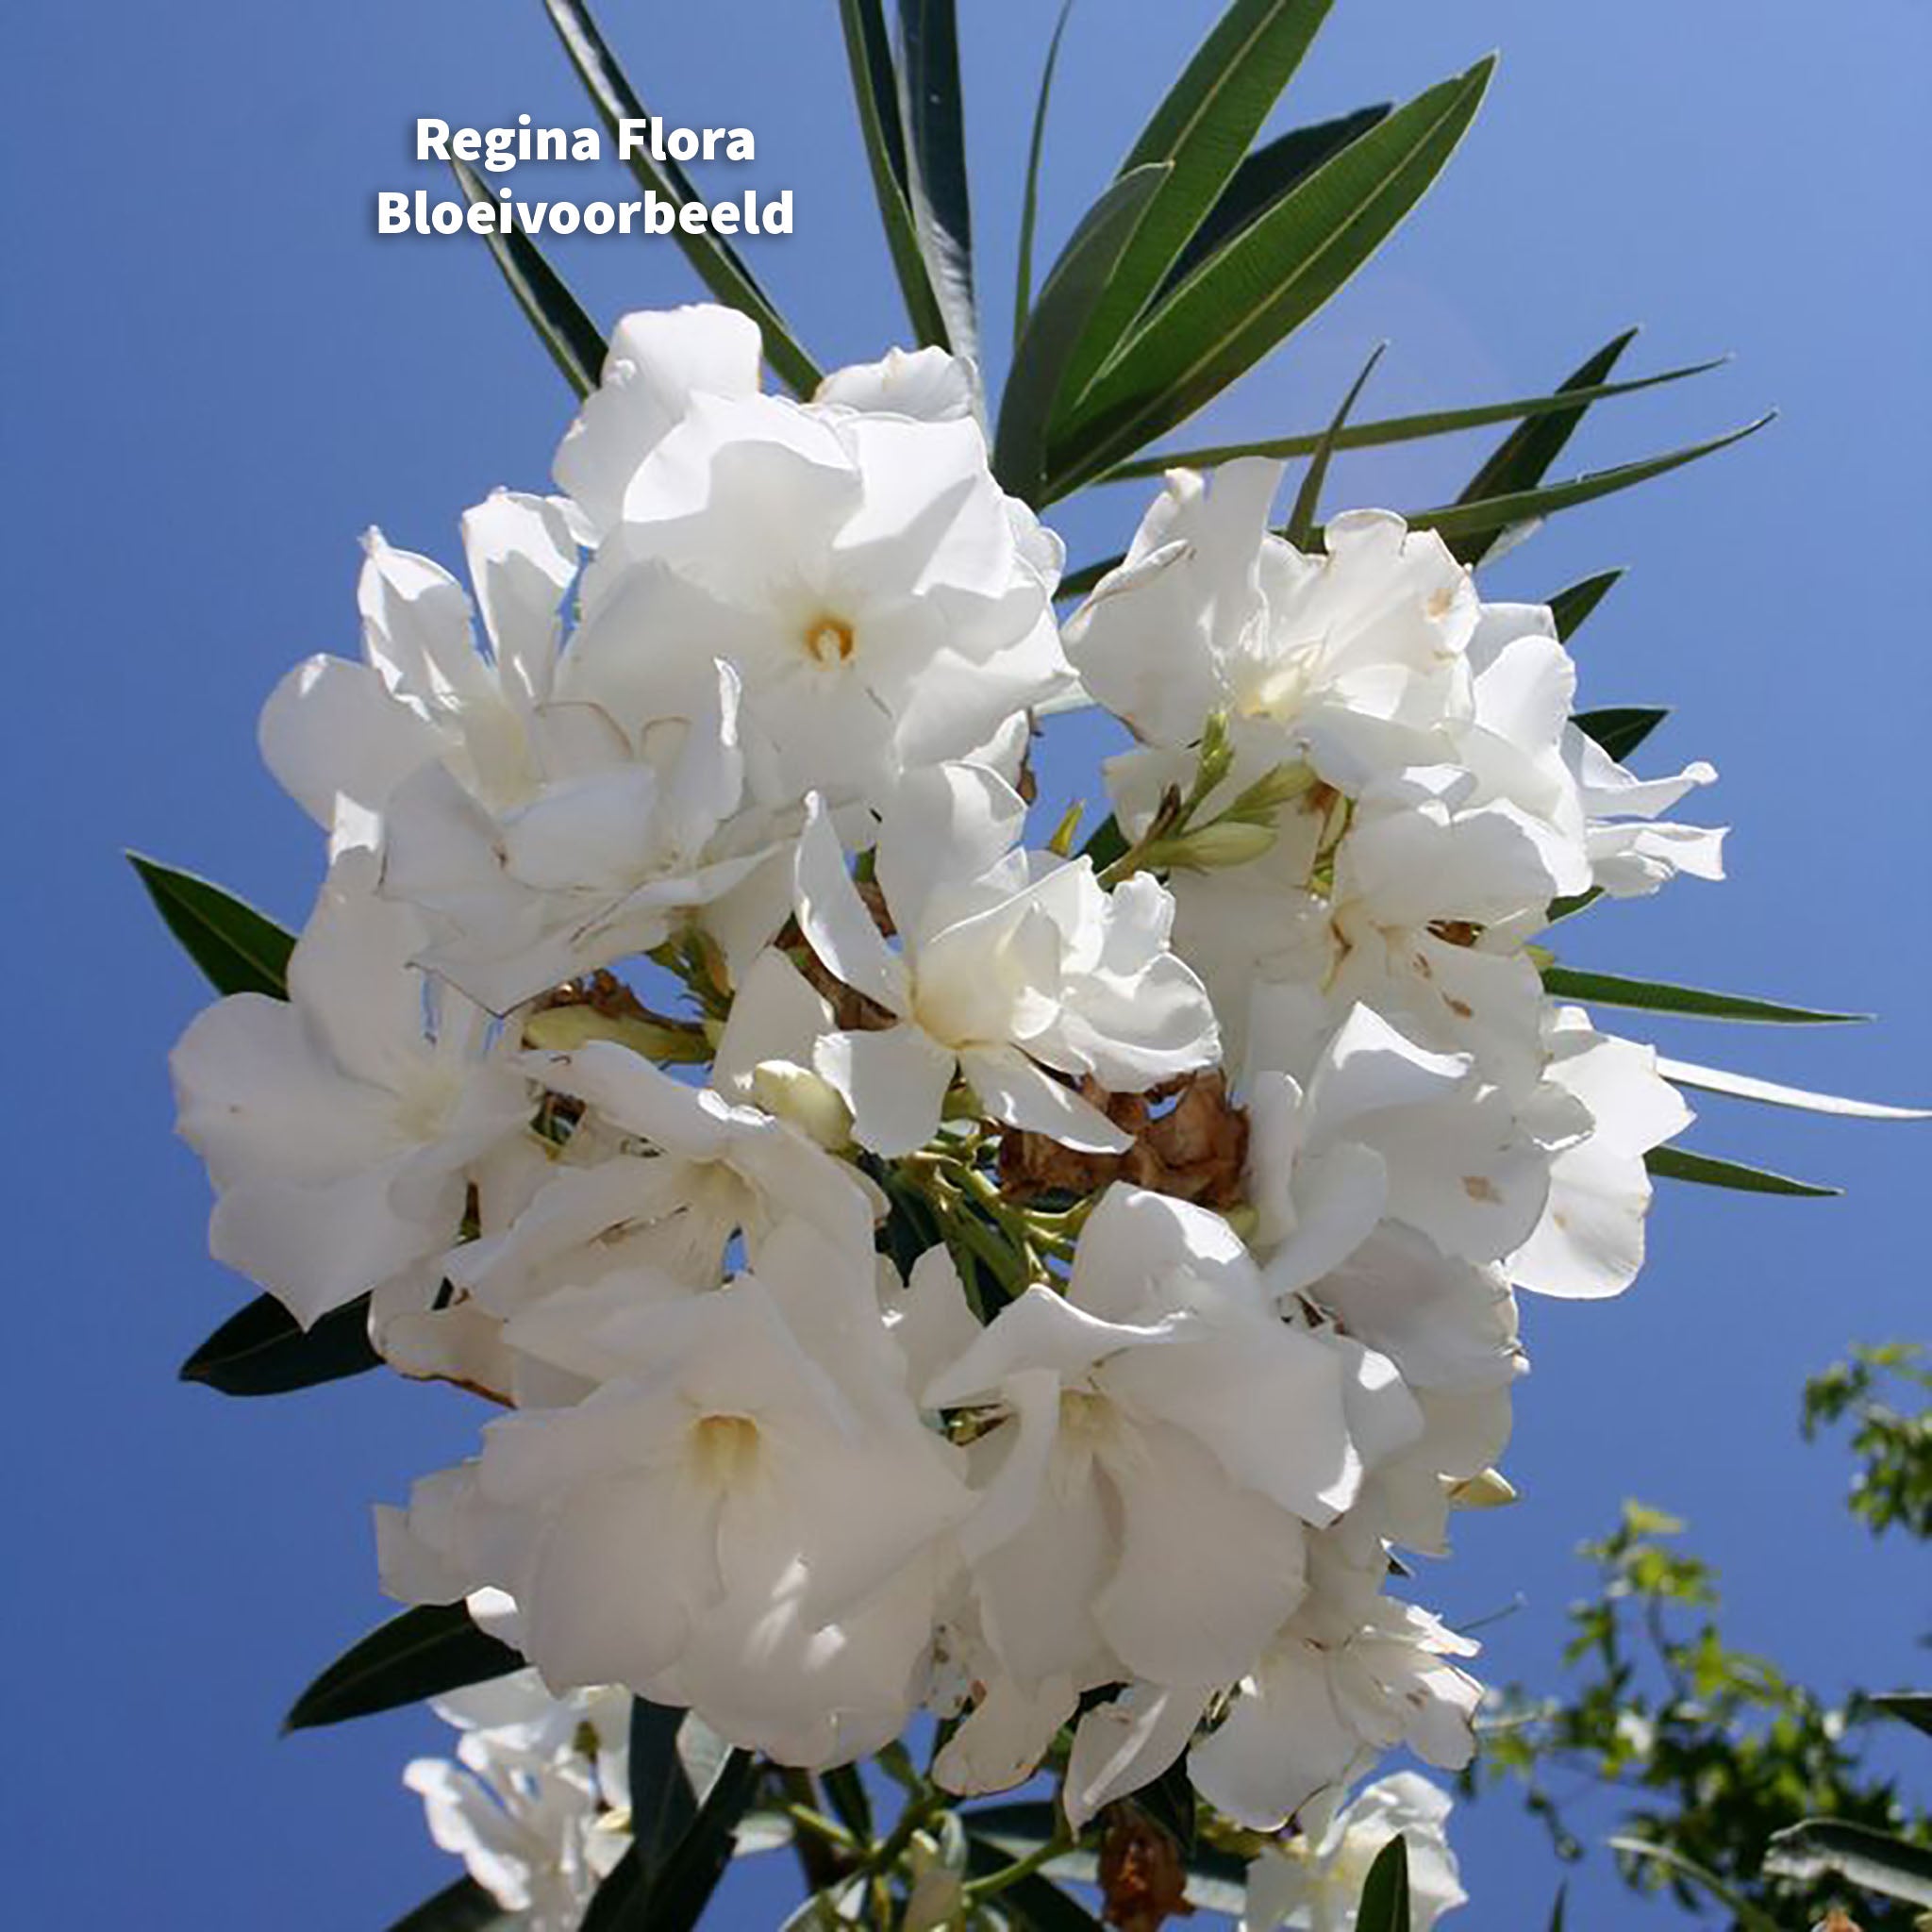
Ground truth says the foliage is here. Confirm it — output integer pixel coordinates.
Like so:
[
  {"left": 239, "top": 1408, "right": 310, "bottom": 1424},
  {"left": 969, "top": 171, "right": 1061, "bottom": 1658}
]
[{"left": 1804, "top": 1344, "right": 1932, "bottom": 1544}]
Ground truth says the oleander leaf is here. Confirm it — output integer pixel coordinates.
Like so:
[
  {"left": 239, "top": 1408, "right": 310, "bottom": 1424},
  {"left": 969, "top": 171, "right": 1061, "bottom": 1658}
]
[
  {"left": 385, "top": 1877, "right": 512, "bottom": 1932},
  {"left": 450, "top": 158, "right": 606, "bottom": 397},
  {"left": 629, "top": 1698, "right": 697, "bottom": 1885},
  {"left": 896, "top": 0, "right": 978, "bottom": 373},
  {"left": 1764, "top": 1819, "right": 1932, "bottom": 1908},
  {"left": 129, "top": 854, "right": 293, "bottom": 999},
  {"left": 1014, "top": 0, "right": 1076, "bottom": 345},
  {"left": 582, "top": 1747, "right": 760, "bottom": 1931},
  {"left": 1284, "top": 339, "right": 1386, "bottom": 545},
  {"left": 1547, "top": 569, "right": 1625, "bottom": 640},
  {"left": 1644, "top": 1147, "right": 1840, "bottom": 1199},
  {"left": 283, "top": 1604, "right": 524, "bottom": 1732},
  {"left": 1611, "top": 1839, "right": 1783, "bottom": 1932},
  {"left": 1866, "top": 1692, "right": 1932, "bottom": 1739},
  {"left": 179, "top": 1291, "right": 380, "bottom": 1396},
  {"left": 1657, "top": 1057, "right": 1927, "bottom": 1121},
  {"left": 1541, "top": 964, "right": 1867, "bottom": 1024},
  {"left": 1355, "top": 1833, "right": 1411, "bottom": 1932},
  {"left": 1572, "top": 706, "right": 1668, "bottom": 763}
]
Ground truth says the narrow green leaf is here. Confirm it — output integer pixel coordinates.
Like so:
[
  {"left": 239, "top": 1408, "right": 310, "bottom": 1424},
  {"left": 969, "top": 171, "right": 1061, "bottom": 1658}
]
[
  {"left": 179, "top": 1291, "right": 380, "bottom": 1397},
  {"left": 896, "top": 0, "right": 978, "bottom": 371},
  {"left": 628, "top": 1698, "right": 696, "bottom": 1883},
  {"left": 820, "top": 1764, "right": 873, "bottom": 1840},
  {"left": 129, "top": 854, "right": 293, "bottom": 999},
  {"left": 1447, "top": 327, "right": 1637, "bottom": 562},
  {"left": 1765, "top": 1819, "right": 1932, "bottom": 1908},
  {"left": 1545, "top": 1882, "right": 1567, "bottom": 1932},
  {"left": 1048, "top": 58, "right": 1494, "bottom": 496},
  {"left": 541, "top": 0, "right": 821, "bottom": 394},
  {"left": 1541, "top": 964, "right": 1868, "bottom": 1025},
  {"left": 964, "top": 1837, "right": 1103, "bottom": 1928},
  {"left": 591, "top": 1747, "right": 759, "bottom": 1932},
  {"left": 450, "top": 158, "right": 606, "bottom": 398},
  {"left": 385, "top": 1877, "right": 512, "bottom": 1932},
  {"left": 838, "top": 0, "right": 947, "bottom": 347},
  {"left": 1062, "top": 0, "right": 1334, "bottom": 405},
  {"left": 1611, "top": 1838, "right": 1783, "bottom": 1932},
  {"left": 1102, "top": 358, "right": 1723, "bottom": 479},
  {"left": 995, "top": 164, "right": 1173, "bottom": 501},
  {"left": 1547, "top": 569, "right": 1624, "bottom": 641},
  {"left": 1395, "top": 414, "right": 1774, "bottom": 546},
  {"left": 1355, "top": 1833, "right": 1411, "bottom": 1932},
  {"left": 1657, "top": 1057, "right": 1927, "bottom": 1122},
  {"left": 1644, "top": 1146, "right": 1840, "bottom": 1200},
  {"left": 1079, "top": 813, "right": 1128, "bottom": 869},
  {"left": 283, "top": 1604, "right": 523, "bottom": 1733},
  {"left": 1866, "top": 1691, "right": 1932, "bottom": 1738},
  {"left": 1284, "top": 340, "right": 1386, "bottom": 545},
  {"left": 1573, "top": 706, "right": 1668, "bottom": 763},
  {"left": 1014, "top": 0, "right": 1076, "bottom": 346}
]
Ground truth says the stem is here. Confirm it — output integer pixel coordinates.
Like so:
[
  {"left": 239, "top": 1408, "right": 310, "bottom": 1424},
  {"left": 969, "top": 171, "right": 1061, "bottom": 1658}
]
[{"left": 963, "top": 1825, "right": 1077, "bottom": 1902}]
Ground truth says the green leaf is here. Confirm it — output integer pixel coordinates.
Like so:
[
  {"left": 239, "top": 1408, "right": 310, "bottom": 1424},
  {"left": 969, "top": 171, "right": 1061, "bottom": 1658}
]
[
  {"left": 1355, "top": 1833, "right": 1410, "bottom": 1932},
  {"left": 1866, "top": 1691, "right": 1932, "bottom": 1738},
  {"left": 1573, "top": 706, "right": 1668, "bottom": 763},
  {"left": 1392, "top": 413, "right": 1774, "bottom": 547},
  {"left": 450, "top": 158, "right": 606, "bottom": 397},
  {"left": 820, "top": 1763, "right": 873, "bottom": 1840},
  {"left": 1014, "top": 0, "right": 1076, "bottom": 346},
  {"left": 1765, "top": 1819, "right": 1932, "bottom": 1908},
  {"left": 1446, "top": 328, "right": 1636, "bottom": 562},
  {"left": 1284, "top": 339, "right": 1386, "bottom": 545},
  {"left": 1540, "top": 964, "right": 1868, "bottom": 1025},
  {"left": 1545, "top": 1882, "right": 1567, "bottom": 1932},
  {"left": 128, "top": 854, "right": 293, "bottom": 999},
  {"left": 1644, "top": 1146, "right": 1840, "bottom": 1200},
  {"left": 995, "top": 164, "right": 1173, "bottom": 501},
  {"left": 628, "top": 1698, "right": 696, "bottom": 1883},
  {"left": 1047, "top": 58, "right": 1493, "bottom": 495},
  {"left": 1060, "top": 0, "right": 1334, "bottom": 407},
  {"left": 837, "top": 0, "right": 947, "bottom": 348},
  {"left": 282, "top": 1604, "right": 524, "bottom": 1733},
  {"left": 1611, "top": 1838, "right": 1783, "bottom": 1932},
  {"left": 1546, "top": 569, "right": 1625, "bottom": 640},
  {"left": 541, "top": 0, "right": 821, "bottom": 394},
  {"left": 1102, "top": 358, "right": 1722, "bottom": 479},
  {"left": 583, "top": 1747, "right": 760, "bottom": 1932},
  {"left": 964, "top": 1837, "right": 1103, "bottom": 1928},
  {"left": 1657, "top": 1057, "right": 1927, "bottom": 1122},
  {"left": 179, "top": 1291, "right": 380, "bottom": 1397},
  {"left": 385, "top": 1877, "right": 512, "bottom": 1932},
  {"left": 896, "top": 0, "right": 978, "bottom": 370},
  {"left": 1080, "top": 814, "right": 1128, "bottom": 870}
]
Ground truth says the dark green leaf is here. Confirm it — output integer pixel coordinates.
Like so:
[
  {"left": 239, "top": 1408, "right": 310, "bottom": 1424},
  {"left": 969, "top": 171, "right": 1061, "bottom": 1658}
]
[
  {"left": 820, "top": 1763, "right": 873, "bottom": 1839},
  {"left": 1547, "top": 568, "right": 1624, "bottom": 640},
  {"left": 996, "top": 164, "right": 1172, "bottom": 501},
  {"left": 179, "top": 1291, "right": 380, "bottom": 1397},
  {"left": 628, "top": 1698, "right": 696, "bottom": 1882},
  {"left": 128, "top": 854, "right": 293, "bottom": 999},
  {"left": 1061, "top": 0, "right": 1334, "bottom": 406},
  {"left": 896, "top": 0, "right": 978, "bottom": 369},
  {"left": 1447, "top": 328, "right": 1636, "bottom": 562},
  {"left": 1131, "top": 1757, "right": 1197, "bottom": 1857},
  {"left": 837, "top": 0, "right": 947, "bottom": 347},
  {"left": 1014, "top": 0, "right": 1076, "bottom": 346},
  {"left": 1540, "top": 965, "right": 1867, "bottom": 1025},
  {"left": 1545, "top": 1882, "right": 1567, "bottom": 1932},
  {"left": 1284, "top": 340, "right": 1386, "bottom": 545},
  {"left": 1866, "top": 1691, "right": 1932, "bottom": 1738},
  {"left": 1079, "top": 814, "right": 1128, "bottom": 870},
  {"left": 385, "top": 1877, "right": 511, "bottom": 1932},
  {"left": 541, "top": 0, "right": 821, "bottom": 394},
  {"left": 1102, "top": 358, "right": 1723, "bottom": 479},
  {"left": 1644, "top": 1146, "right": 1840, "bottom": 1200},
  {"left": 283, "top": 1604, "right": 523, "bottom": 1733},
  {"left": 1572, "top": 706, "right": 1668, "bottom": 763},
  {"left": 1610, "top": 1838, "right": 1784, "bottom": 1931},
  {"left": 1048, "top": 58, "right": 1493, "bottom": 495},
  {"left": 1394, "top": 414, "right": 1774, "bottom": 547},
  {"left": 964, "top": 1836, "right": 1102, "bottom": 1928},
  {"left": 584, "top": 1747, "right": 761, "bottom": 1932},
  {"left": 451, "top": 158, "right": 606, "bottom": 397},
  {"left": 1355, "top": 1832, "right": 1410, "bottom": 1932}
]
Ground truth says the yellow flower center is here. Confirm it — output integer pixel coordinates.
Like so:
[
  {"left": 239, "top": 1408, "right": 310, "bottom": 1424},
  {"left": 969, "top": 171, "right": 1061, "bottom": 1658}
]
[
  {"left": 687, "top": 1411, "right": 762, "bottom": 1489},
  {"left": 802, "top": 614, "right": 856, "bottom": 665}
]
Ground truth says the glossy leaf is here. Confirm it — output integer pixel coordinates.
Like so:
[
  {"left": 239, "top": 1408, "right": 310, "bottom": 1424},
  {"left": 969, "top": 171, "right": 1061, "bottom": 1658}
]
[
  {"left": 1014, "top": 0, "right": 1076, "bottom": 344},
  {"left": 129, "top": 854, "right": 293, "bottom": 999},
  {"left": 1355, "top": 1833, "right": 1411, "bottom": 1932},
  {"left": 1573, "top": 706, "right": 1668, "bottom": 763},
  {"left": 450, "top": 158, "right": 606, "bottom": 397},
  {"left": 1765, "top": 1819, "right": 1932, "bottom": 1908},
  {"left": 1545, "top": 1882, "right": 1567, "bottom": 1932},
  {"left": 1657, "top": 1057, "right": 1927, "bottom": 1122},
  {"left": 541, "top": 0, "right": 821, "bottom": 394},
  {"left": 1105, "top": 356, "right": 1722, "bottom": 479},
  {"left": 1541, "top": 964, "right": 1866, "bottom": 1024},
  {"left": 385, "top": 1877, "right": 512, "bottom": 1932},
  {"left": 1546, "top": 569, "right": 1625, "bottom": 640},
  {"left": 628, "top": 1698, "right": 697, "bottom": 1883},
  {"left": 1866, "top": 1691, "right": 1932, "bottom": 1738},
  {"left": 820, "top": 1763, "right": 873, "bottom": 1840},
  {"left": 896, "top": 0, "right": 978, "bottom": 371},
  {"left": 1284, "top": 339, "right": 1386, "bottom": 545},
  {"left": 583, "top": 1747, "right": 760, "bottom": 1932},
  {"left": 1614, "top": 1840, "right": 1783, "bottom": 1931},
  {"left": 1062, "top": 0, "right": 1334, "bottom": 404},
  {"left": 964, "top": 1836, "right": 1103, "bottom": 1928},
  {"left": 179, "top": 1291, "right": 380, "bottom": 1397},
  {"left": 1644, "top": 1146, "right": 1840, "bottom": 1200},
  {"left": 996, "top": 164, "right": 1172, "bottom": 501},
  {"left": 1047, "top": 58, "right": 1494, "bottom": 495},
  {"left": 283, "top": 1604, "right": 524, "bottom": 1733},
  {"left": 838, "top": 0, "right": 947, "bottom": 347}
]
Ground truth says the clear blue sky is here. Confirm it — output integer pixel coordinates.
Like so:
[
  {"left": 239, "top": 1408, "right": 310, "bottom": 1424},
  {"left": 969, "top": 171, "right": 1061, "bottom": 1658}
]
[{"left": 5, "top": 2, "right": 1926, "bottom": 1924}]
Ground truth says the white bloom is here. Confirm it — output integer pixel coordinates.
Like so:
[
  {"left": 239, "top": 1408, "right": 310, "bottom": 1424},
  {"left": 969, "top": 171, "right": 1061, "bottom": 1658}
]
[
  {"left": 170, "top": 852, "right": 531, "bottom": 1326},
  {"left": 794, "top": 762, "right": 1220, "bottom": 1156},
  {"left": 1242, "top": 1773, "right": 1466, "bottom": 1932},
  {"left": 553, "top": 306, "right": 1071, "bottom": 812},
  {"left": 1565, "top": 724, "right": 1725, "bottom": 899}
]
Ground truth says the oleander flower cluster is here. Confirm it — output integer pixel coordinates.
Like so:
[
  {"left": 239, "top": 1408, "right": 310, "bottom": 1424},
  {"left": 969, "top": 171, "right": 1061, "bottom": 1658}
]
[{"left": 171, "top": 304, "right": 1721, "bottom": 1889}]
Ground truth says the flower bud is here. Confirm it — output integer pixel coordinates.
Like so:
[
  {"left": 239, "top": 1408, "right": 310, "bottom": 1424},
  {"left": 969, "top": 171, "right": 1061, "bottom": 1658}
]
[
  {"left": 903, "top": 1832, "right": 966, "bottom": 1932},
  {"left": 1448, "top": 1466, "right": 1519, "bottom": 1510},
  {"left": 1146, "top": 820, "right": 1277, "bottom": 873},
  {"left": 749, "top": 1058, "right": 855, "bottom": 1149},
  {"left": 523, "top": 1005, "right": 708, "bottom": 1062},
  {"left": 1225, "top": 758, "right": 1317, "bottom": 821},
  {"left": 1190, "top": 709, "right": 1235, "bottom": 802}
]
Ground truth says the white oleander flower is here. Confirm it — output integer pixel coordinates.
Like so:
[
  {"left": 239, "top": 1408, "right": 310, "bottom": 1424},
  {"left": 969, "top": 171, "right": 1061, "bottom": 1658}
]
[
  {"left": 1241, "top": 1772, "right": 1466, "bottom": 1932},
  {"left": 406, "top": 1670, "right": 631, "bottom": 1932},
  {"left": 552, "top": 305, "right": 1072, "bottom": 813},
  {"left": 794, "top": 762, "right": 1220, "bottom": 1157},
  {"left": 1564, "top": 724, "right": 1726, "bottom": 898},
  {"left": 170, "top": 851, "right": 532, "bottom": 1326}
]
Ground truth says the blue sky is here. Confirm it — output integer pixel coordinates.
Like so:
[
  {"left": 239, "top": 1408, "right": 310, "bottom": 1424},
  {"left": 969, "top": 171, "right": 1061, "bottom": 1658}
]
[{"left": 5, "top": 1, "right": 1927, "bottom": 1924}]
